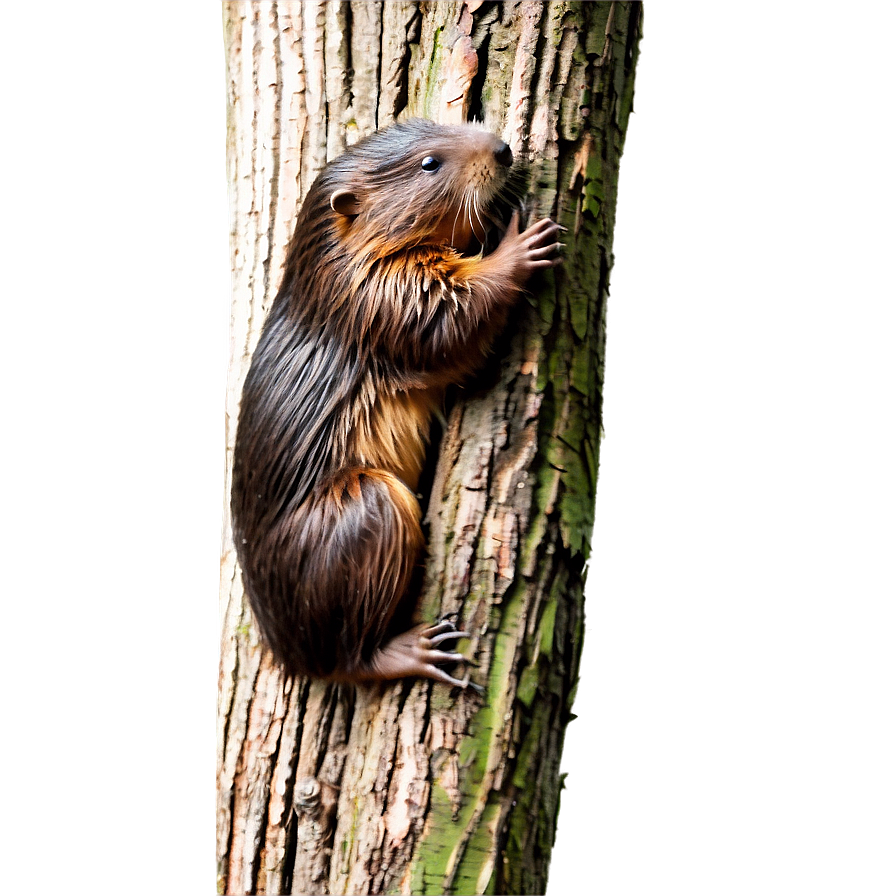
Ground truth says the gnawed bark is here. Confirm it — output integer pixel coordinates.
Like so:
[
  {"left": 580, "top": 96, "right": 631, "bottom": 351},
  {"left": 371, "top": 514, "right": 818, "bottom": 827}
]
[{"left": 218, "top": 3, "right": 641, "bottom": 893}]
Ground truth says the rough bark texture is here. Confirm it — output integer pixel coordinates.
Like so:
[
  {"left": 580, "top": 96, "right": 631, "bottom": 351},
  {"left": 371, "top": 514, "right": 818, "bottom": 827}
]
[{"left": 217, "top": 3, "right": 641, "bottom": 894}]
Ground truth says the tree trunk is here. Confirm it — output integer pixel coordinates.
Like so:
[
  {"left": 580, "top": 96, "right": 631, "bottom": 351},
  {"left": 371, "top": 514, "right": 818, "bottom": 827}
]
[{"left": 217, "top": 2, "right": 641, "bottom": 894}]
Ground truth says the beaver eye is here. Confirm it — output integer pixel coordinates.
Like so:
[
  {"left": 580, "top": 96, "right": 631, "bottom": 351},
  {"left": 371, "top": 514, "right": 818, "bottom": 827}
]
[{"left": 421, "top": 156, "right": 441, "bottom": 172}]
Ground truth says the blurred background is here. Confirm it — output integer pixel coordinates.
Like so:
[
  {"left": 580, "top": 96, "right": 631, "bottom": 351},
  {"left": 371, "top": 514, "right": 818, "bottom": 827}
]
[{"left": 3, "top": 3, "right": 893, "bottom": 894}]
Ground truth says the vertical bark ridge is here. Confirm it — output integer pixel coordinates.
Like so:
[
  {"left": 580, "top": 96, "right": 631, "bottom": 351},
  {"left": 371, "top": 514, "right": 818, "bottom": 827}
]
[
  {"left": 218, "top": 3, "right": 642, "bottom": 893},
  {"left": 261, "top": 3, "right": 283, "bottom": 307},
  {"left": 324, "top": 2, "right": 351, "bottom": 154},
  {"left": 290, "top": 681, "right": 355, "bottom": 895},
  {"left": 297, "top": 2, "right": 327, "bottom": 184}
]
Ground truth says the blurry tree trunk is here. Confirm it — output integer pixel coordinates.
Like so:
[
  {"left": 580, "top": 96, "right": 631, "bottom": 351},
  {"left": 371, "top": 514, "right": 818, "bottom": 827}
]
[{"left": 217, "top": 2, "right": 641, "bottom": 894}]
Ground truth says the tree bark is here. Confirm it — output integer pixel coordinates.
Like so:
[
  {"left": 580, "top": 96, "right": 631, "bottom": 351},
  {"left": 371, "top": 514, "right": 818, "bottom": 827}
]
[{"left": 217, "top": 3, "right": 641, "bottom": 894}]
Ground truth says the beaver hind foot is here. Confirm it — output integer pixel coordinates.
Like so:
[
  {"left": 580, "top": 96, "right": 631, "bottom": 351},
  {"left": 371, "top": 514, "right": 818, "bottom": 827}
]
[{"left": 356, "top": 620, "right": 483, "bottom": 692}]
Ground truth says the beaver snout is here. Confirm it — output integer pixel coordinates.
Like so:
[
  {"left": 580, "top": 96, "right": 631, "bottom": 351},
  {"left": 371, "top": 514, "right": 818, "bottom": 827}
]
[{"left": 495, "top": 142, "right": 513, "bottom": 168}]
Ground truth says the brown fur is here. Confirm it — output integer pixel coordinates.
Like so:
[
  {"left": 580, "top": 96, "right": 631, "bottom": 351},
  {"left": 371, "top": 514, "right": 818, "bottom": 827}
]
[{"left": 231, "top": 119, "right": 562, "bottom": 683}]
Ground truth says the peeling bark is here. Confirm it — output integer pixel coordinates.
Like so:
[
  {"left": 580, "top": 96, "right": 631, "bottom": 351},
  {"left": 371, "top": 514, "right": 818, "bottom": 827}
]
[{"left": 218, "top": 2, "right": 642, "bottom": 894}]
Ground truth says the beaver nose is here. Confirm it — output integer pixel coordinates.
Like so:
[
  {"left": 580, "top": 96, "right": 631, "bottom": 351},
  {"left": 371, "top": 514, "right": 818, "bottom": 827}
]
[{"left": 495, "top": 142, "right": 513, "bottom": 168}]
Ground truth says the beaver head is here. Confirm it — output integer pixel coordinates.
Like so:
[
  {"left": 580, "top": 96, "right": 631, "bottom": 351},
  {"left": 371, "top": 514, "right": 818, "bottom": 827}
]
[{"left": 312, "top": 119, "right": 515, "bottom": 257}]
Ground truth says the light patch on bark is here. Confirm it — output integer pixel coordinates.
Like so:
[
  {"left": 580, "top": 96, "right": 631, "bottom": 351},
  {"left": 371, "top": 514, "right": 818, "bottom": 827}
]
[
  {"left": 441, "top": 34, "right": 478, "bottom": 124},
  {"left": 506, "top": 1, "right": 544, "bottom": 153}
]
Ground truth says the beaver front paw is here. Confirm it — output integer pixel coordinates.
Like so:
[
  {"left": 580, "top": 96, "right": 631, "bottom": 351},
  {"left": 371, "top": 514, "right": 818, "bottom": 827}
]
[{"left": 498, "top": 209, "right": 565, "bottom": 283}]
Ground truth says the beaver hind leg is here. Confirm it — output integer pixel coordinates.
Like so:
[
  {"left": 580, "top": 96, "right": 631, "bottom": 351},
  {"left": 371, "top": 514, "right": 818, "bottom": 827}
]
[{"left": 306, "top": 468, "right": 479, "bottom": 689}]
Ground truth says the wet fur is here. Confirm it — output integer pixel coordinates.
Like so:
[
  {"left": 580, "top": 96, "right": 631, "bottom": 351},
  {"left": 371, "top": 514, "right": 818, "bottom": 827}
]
[{"left": 231, "top": 119, "right": 535, "bottom": 681}]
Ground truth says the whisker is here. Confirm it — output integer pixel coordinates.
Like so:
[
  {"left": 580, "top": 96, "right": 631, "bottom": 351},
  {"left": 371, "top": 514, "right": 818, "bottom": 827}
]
[
  {"left": 472, "top": 191, "right": 487, "bottom": 243},
  {"left": 451, "top": 190, "right": 465, "bottom": 247}
]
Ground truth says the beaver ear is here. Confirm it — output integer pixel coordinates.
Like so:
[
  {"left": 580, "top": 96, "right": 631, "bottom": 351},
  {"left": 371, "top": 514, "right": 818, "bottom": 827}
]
[{"left": 330, "top": 189, "right": 362, "bottom": 217}]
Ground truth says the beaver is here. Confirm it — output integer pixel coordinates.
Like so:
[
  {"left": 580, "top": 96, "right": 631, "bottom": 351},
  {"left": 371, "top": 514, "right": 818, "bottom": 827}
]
[{"left": 231, "top": 118, "right": 563, "bottom": 687}]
